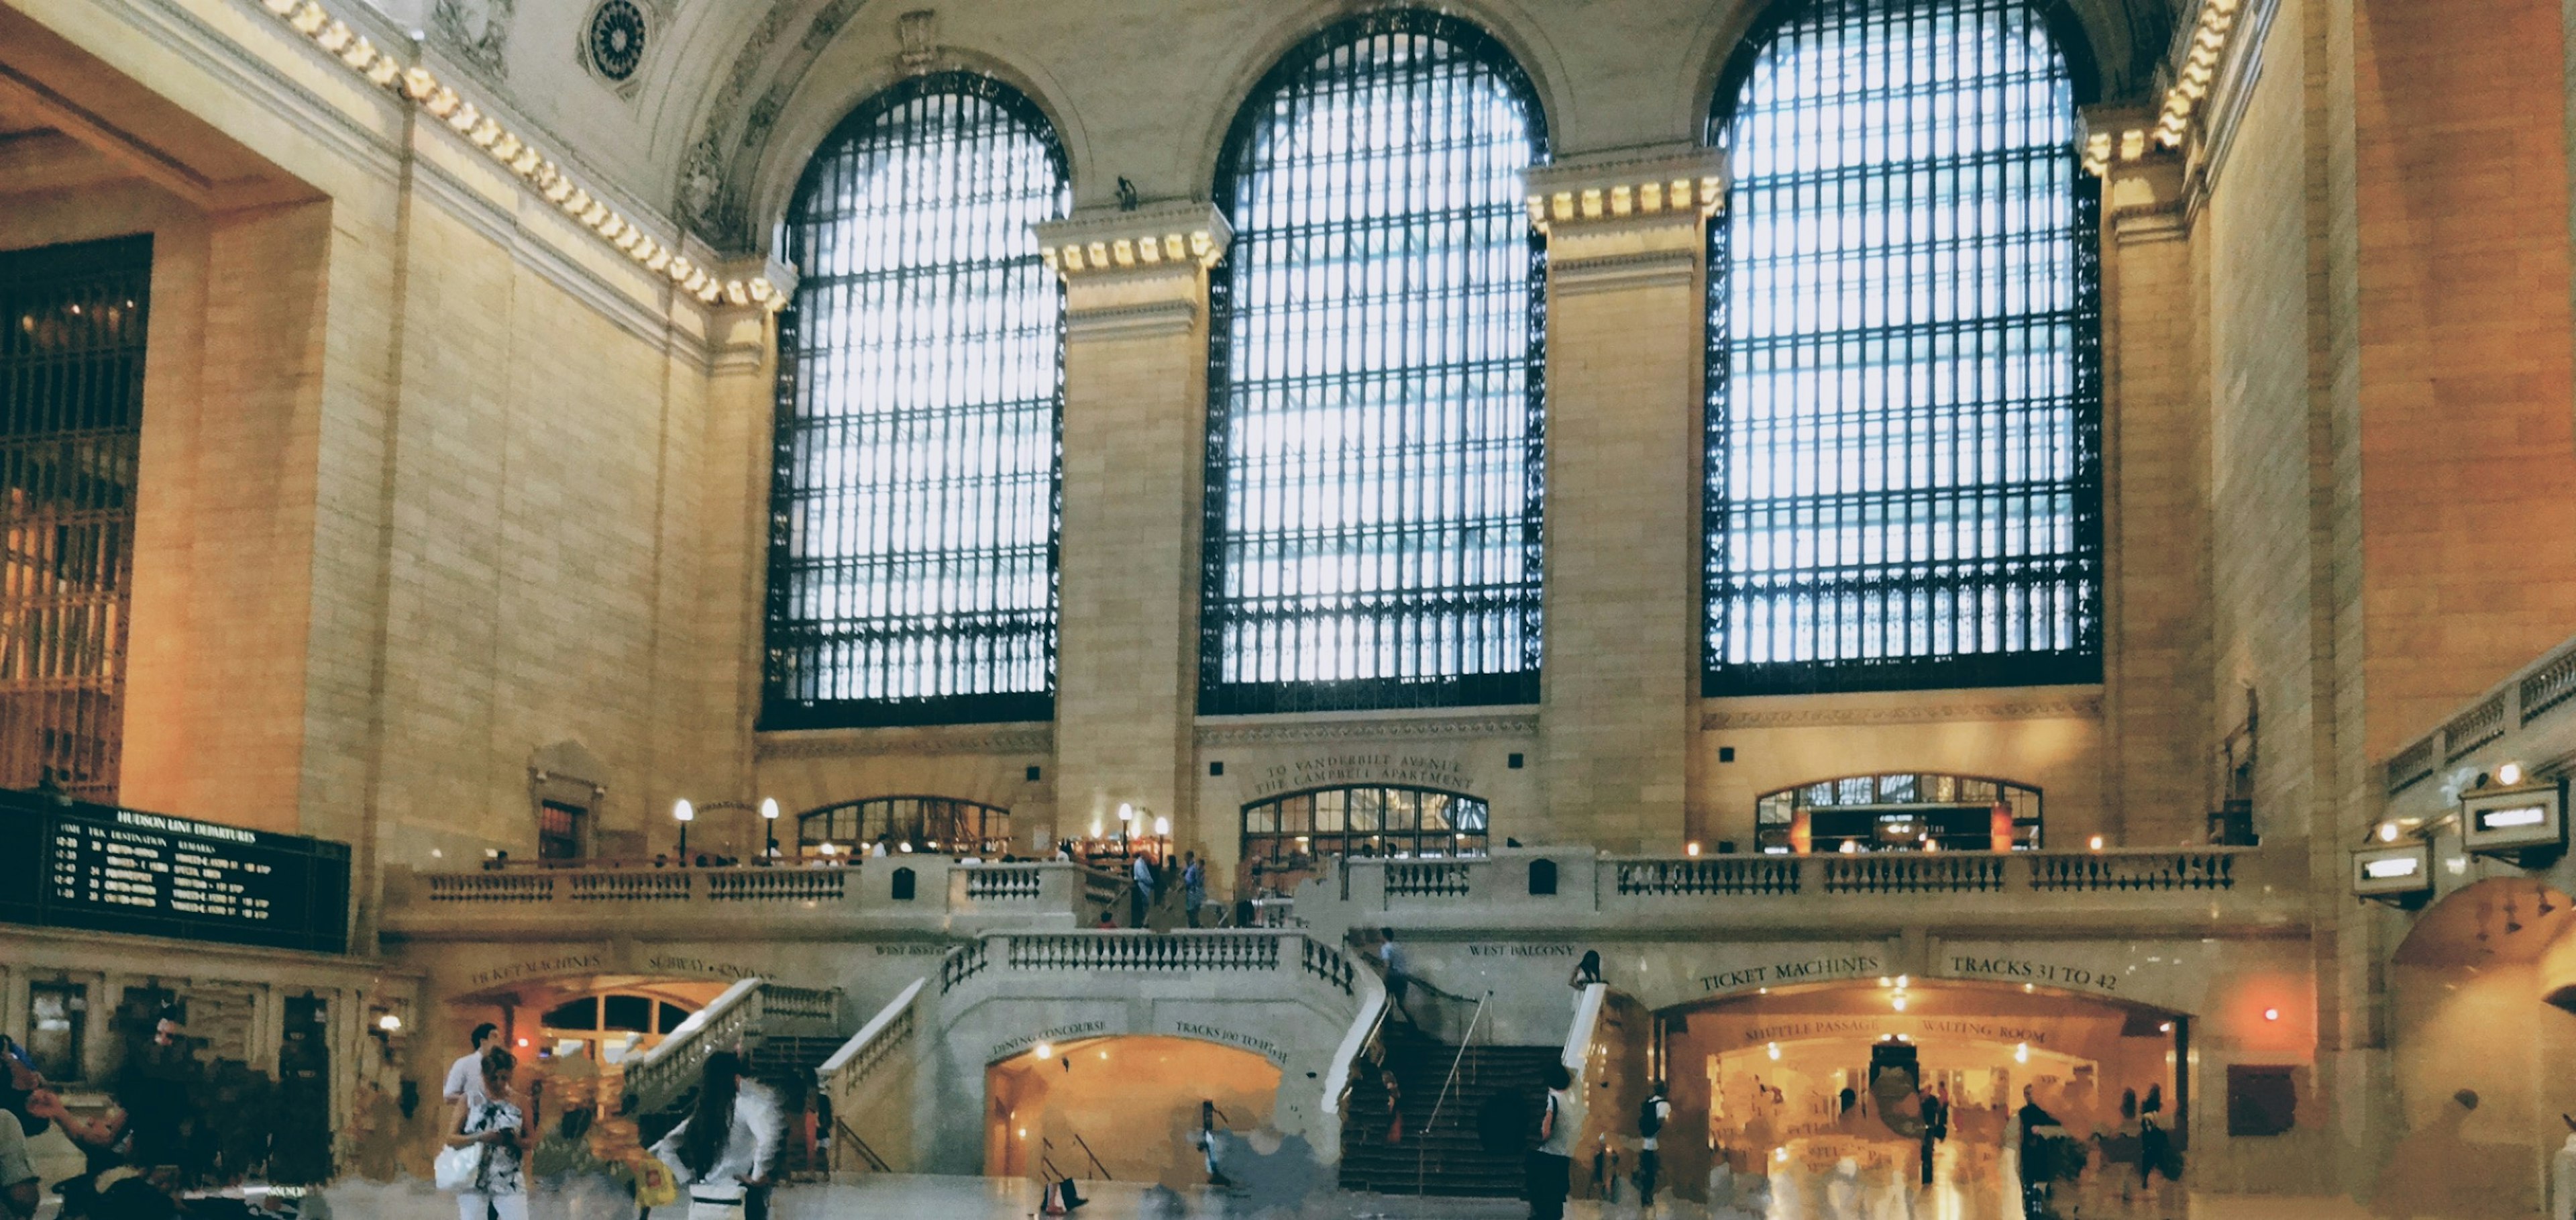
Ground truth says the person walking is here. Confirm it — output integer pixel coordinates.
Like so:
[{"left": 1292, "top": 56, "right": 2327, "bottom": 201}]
[
  {"left": 1129, "top": 854, "right": 1155, "bottom": 928},
  {"left": 443, "top": 1023, "right": 499, "bottom": 1111},
  {"left": 1376, "top": 928, "right": 1416, "bottom": 1025},
  {"left": 1181, "top": 853, "right": 1206, "bottom": 927},
  {"left": 443, "top": 1048, "right": 537, "bottom": 1220},
  {"left": 1637, "top": 1079, "right": 1670, "bottom": 1211},
  {"left": 648, "top": 1051, "right": 781, "bottom": 1220},
  {"left": 1916, "top": 1083, "right": 1945, "bottom": 1187},
  {"left": 1525, "top": 1062, "right": 1575, "bottom": 1220}
]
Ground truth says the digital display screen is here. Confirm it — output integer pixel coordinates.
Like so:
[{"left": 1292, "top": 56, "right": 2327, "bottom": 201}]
[
  {"left": 0, "top": 791, "right": 349, "bottom": 953},
  {"left": 2476, "top": 804, "right": 2548, "bottom": 830},
  {"left": 2361, "top": 856, "right": 2420, "bottom": 880}
]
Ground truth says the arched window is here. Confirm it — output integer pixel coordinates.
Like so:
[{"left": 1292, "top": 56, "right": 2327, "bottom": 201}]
[
  {"left": 796, "top": 795, "right": 1012, "bottom": 856},
  {"left": 1754, "top": 771, "right": 2042, "bottom": 852},
  {"left": 1704, "top": 0, "right": 2101, "bottom": 696},
  {"left": 1239, "top": 784, "right": 1491, "bottom": 892},
  {"left": 1202, "top": 11, "right": 1548, "bottom": 715},
  {"left": 768, "top": 73, "right": 1069, "bottom": 729}
]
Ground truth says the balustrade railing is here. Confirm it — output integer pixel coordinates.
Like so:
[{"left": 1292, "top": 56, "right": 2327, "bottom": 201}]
[
  {"left": 2384, "top": 631, "right": 2576, "bottom": 795},
  {"left": 1384, "top": 862, "right": 1471, "bottom": 897},
  {"left": 569, "top": 871, "right": 690, "bottom": 901},
  {"left": 1616, "top": 858, "right": 1803, "bottom": 897},
  {"left": 706, "top": 870, "right": 846, "bottom": 901},
  {"left": 2029, "top": 851, "right": 2235, "bottom": 893},
  {"left": 2444, "top": 694, "right": 2509, "bottom": 761},
  {"left": 1300, "top": 937, "right": 1357, "bottom": 997},
  {"left": 1821, "top": 854, "right": 2008, "bottom": 895},
  {"left": 940, "top": 940, "right": 989, "bottom": 994},
  {"left": 426, "top": 873, "right": 553, "bottom": 902},
  {"left": 1004, "top": 931, "right": 1283, "bottom": 972},
  {"left": 963, "top": 865, "right": 1044, "bottom": 901}
]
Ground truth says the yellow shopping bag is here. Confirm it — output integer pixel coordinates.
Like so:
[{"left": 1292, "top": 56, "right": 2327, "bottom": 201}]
[{"left": 632, "top": 1156, "right": 680, "bottom": 1209}]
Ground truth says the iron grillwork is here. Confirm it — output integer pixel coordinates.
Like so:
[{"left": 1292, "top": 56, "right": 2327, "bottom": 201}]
[
  {"left": 1704, "top": 0, "right": 2104, "bottom": 696},
  {"left": 767, "top": 73, "right": 1069, "bottom": 729},
  {"left": 0, "top": 236, "right": 150, "bottom": 802},
  {"left": 1201, "top": 9, "right": 1548, "bottom": 715}
]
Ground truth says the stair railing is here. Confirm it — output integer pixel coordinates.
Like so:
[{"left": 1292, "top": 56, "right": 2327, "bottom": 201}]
[
  {"left": 830, "top": 1117, "right": 890, "bottom": 1174},
  {"left": 1418, "top": 989, "right": 1493, "bottom": 1196},
  {"left": 1071, "top": 1131, "right": 1112, "bottom": 1180},
  {"left": 626, "top": 979, "right": 848, "bottom": 1119}
]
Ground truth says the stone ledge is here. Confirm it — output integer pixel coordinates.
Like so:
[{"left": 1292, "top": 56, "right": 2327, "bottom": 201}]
[
  {"left": 756, "top": 722, "right": 1055, "bottom": 758},
  {"left": 1700, "top": 685, "right": 2106, "bottom": 729}
]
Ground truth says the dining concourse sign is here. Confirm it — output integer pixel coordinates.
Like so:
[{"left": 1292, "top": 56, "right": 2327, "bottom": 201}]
[{"left": 0, "top": 789, "right": 352, "bottom": 953}]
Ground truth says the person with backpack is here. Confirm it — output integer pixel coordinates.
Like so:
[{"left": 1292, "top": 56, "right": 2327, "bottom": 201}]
[
  {"left": 1636, "top": 1080, "right": 1670, "bottom": 1209},
  {"left": 647, "top": 1052, "right": 781, "bottom": 1220},
  {"left": 1525, "top": 1062, "right": 1574, "bottom": 1220}
]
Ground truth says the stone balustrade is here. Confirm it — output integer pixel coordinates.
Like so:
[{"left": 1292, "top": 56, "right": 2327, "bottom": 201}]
[
  {"left": 623, "top": 978, "right": 844, "bottom": 1118},
  {"left": 2384, "top": 629, "right": 2576, "bottom": 809},
  {"left": 1302, "top": 846, "right": 2294, "bottom": 937},
  {"left": 382, "top": 860, "right": 1116, "bottom": 940}
]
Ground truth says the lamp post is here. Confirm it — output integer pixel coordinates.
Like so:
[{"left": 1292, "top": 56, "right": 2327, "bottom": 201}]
[
  {"left": 673, "top": 798, "right": 694, "bottom": 857},
  {"left": 674, "top": 797, "right": 783, "bottom": 862},
  {"left": 760, "top": 797, "right": 781, "bottom": 860},
  {"left": 1117, "top": 802, "right": 1134, "bottom": 856}
]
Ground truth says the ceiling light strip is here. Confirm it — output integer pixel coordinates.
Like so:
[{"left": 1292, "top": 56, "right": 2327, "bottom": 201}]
[{"left": 248, "top": 0, "right": 782, "bottom": 311}]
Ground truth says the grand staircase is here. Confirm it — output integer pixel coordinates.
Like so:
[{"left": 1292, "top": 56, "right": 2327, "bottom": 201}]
[
  {"left": 1337, "top": 1024, "right": 1560, "bottom": 1197},
  {"left": 630, "top": 1033, "right": 843, "bottom": 1176}
]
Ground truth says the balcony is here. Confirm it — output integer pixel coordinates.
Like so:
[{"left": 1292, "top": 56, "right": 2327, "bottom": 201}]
[
  {"left": 1295, "top": 846, "right": 2304, "bottom": 937},
  {"left": 2383, "top": 631, "right": 2576, "bottom": 821},
  {"left": 378, "top": 859, "right": 1122, "bottom": 942}
]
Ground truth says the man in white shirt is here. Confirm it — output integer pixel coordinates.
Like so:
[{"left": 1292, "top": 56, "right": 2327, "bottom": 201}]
[
  {"left": 441, "top": 1022, "right": 498, "bottom": 1109},
  {"left": 0, "top": 1105, "right": 34, "bottom": 1220}
]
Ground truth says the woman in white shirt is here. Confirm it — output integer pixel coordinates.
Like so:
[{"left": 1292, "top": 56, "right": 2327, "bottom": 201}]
[
  {"left": 443, "top": 1048, "right": 537, "bottom": 1220},
  {"left": 649, "top": 1051, "right": 781, "bottom": 1220}
]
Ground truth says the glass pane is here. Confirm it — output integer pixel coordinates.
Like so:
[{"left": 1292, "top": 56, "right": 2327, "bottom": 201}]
[
  {"left": 602, "top": 995, "right": 652, "bottom": 1033},
  {"left": 1313, "top": 790, "right": 1346, "bottom": 833},
  {"left": 1420, "top": 793, "right": 1452, "bottom": 832},
  {"left": 543, "top": 998, "right": 598, "bottom": 1030},
  {"left": 771, "top": 75, "right": 1069, "bottom": 723},
  {"left": 658, "top": 1003, "right": 688, "bottom": 1034},
  {"left": 1705, "top": 0, "right": 2098, "bottom": 696},
  {"left": 1201, "top": 12, "right": 1548, "bottom": 714},
  {"left": 1246, "top": 804, "right": 1278, "bottom": 835},
  {"left": 1347, "top": 789, "right": 1381, "bottom": 833},
  {"left": 1281, "top": 795, "right": 1311, "bottom": 835}
]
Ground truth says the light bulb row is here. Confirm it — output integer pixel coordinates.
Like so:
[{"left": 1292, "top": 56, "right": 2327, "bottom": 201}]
[{"left": 249, "top": 0, "right": 784, "bottom": 311}]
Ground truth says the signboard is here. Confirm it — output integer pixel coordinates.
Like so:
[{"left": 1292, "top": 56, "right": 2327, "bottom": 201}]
[{"left": 0, "top": 790, "right": 350, "bottom": 953}]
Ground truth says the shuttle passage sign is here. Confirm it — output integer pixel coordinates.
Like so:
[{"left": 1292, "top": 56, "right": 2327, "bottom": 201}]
[{"left": 1, "top": 791, "right": 350, "bottom": 953}]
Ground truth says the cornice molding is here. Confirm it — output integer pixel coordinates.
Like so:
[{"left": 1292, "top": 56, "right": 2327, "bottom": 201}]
[
  {"left": 1550, "top": 248, "right": 1701, "bottom": 295},
  {"left": 1063, "top": 300, "right": 1199, "bottom": 340},
  {"left": 1193, "top": 711, "right": 1540, "bottom": 748},
  {"left": 229, "top": 0, "right": 786, "bottom": 312},
  {"left": 1035, "top": 201, "right": 1232, "bottom": 280},
  {"left": 1523, "top": 146, "right": 1727, "bottom": 236},
  {"left": 1700, "top": 693, "right": 2104, "bottom": 730},
  {"left": 756, "top": 723, "right": 1055, "bottom": 759}
]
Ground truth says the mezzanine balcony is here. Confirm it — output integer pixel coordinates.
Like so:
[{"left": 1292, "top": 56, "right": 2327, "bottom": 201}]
[
  {"left": 2382, "top": 630, "right": 2576, "bottom": 822},
  {"left": 1296, "top": 844, "right": 2305, "bottom": 938},
  {"left": 377, "top": 858, "right": 1122, "bottom": 943}
]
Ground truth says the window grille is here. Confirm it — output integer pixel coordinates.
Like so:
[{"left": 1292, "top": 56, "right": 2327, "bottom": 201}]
[
  {"left": 0, "top": 236, "right": 150, "bottom": 803},
  {"left": 769, "top": 73, "right": 1068, "bottom": 729},
  {"left": 1240, "top": 784, "right": 1489, "bottom": 891},
  {"left": 1705, "top": 0, "right": 2102, "bottom": 696},
  {"left": 1202, "top": 10, "right": 1547, "bottom": 715},
  {"left": 796, "top": 795, "right": 1012, "bottom": 857}
]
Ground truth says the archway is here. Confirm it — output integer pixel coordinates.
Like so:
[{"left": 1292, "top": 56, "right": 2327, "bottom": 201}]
[
  {"left": 1658, "top": 980, "right": 2184, "bottom": 1211},
  {"left": 982, "top": 1035, "right": 1281, "bottom": 1186}
]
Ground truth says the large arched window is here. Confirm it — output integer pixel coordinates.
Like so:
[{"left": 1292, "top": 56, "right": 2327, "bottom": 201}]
[
  {"left": 796, "top": 795, "right": 1012, "bottom": 857},
  {"left": 1755, "top": 771, "right": 2042, "bottom": 852},
  {"left": 1201, "top": 10, "right": 1547, "bottom": 715},
  {"left": 1704, "top": 0, "right": 2101, "bottom": 696},
  {"left": 767, "top": 74, "right": 1069, "bottom": 729},
  {"left": 1240, "top": 784, "right": 1491, "bottom": 892}
]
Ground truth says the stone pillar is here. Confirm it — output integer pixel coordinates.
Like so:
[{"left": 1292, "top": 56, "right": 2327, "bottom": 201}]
[
  {"left": 679, "top": 258, "right": 788, "bottom": 857},
  {"left": 1035, "top": 203, "right": 1232, "bottom": 850},
  {"left": 2082, "top": 107, "right": 2214, "bottom": 848},
  {"left": 1525, "top": 150, "right": 1725, "bottom": 853}
]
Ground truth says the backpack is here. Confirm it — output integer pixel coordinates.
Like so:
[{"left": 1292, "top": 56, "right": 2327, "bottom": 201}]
[{"left": 1638, "top": 1097, "right": 1664, "bottom": 1138}]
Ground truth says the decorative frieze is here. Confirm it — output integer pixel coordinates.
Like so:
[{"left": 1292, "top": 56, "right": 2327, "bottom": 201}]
[
  {"left": 755, "top": 723, "right": 1053, "bottom": 759},
  {"left": 1034, "top": 201, "right": 1233, "bottom": 278},
  {"left": 1700, "top": 695, "right": 2102, "bottom": 731},
  {"left": 1193, "top": 712, "right": 1538, "bottom": 748},
  {"left": 239, "top": 0, "right": 786, "bottom": 311}
]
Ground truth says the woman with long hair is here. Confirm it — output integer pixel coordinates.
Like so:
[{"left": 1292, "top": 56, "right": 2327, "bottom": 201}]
[
  {"left": 443, "top": 1048, "right": 537, "bottom": 1220},
  {"left": 647, "top": 1052, "right": 781, "bottom": 1220}
]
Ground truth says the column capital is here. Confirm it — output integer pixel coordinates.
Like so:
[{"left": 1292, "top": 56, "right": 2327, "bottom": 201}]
[
  {"left": 2080, "top": 105, "right": 2188, "bottom": 246},
  {"left": 1523, "top": 145, "right": 1727, "bottom": 236},
  {"left": 1034, "top": 201, "right": 1233, "bottom": 281}
]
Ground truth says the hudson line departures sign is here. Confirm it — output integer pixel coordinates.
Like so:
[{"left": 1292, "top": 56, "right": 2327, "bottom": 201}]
[{"left": 0, "top": 789, "right": 351, "bottom": 954}]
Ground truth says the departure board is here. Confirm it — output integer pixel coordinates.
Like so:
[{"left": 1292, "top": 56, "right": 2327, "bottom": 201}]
[{"left": 0, "top": 791, "right": 350, "bottom": 953}]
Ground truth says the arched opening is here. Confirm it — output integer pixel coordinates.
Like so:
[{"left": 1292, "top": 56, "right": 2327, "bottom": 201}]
[
  {"left": 1238, "top": 784, "right": 1491, "bottom": 896},
  {"left": 982, "top": 1035, "right": 1281, "bottom": 1183},
  {"left": 796, "top": 795, "right": 1013, "bottom": 858},
  {"left": 1660, "top": 980, "right": 2184, "bottom": 1209},
  {"left": 1755, "top": 772, "right": 2043, "bottom": 854}
]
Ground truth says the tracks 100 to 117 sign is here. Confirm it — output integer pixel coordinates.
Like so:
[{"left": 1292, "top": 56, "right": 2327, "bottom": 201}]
[{"left": 0, "top": 790, "right": 350, "bottom": 954}]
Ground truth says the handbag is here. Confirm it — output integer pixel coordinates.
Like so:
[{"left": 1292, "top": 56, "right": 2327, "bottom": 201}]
[
  {"left": 433, "top": 1141, "right": 485, "bottom": 1191},
  {"left": 633, "top": 1156, "right": 679, "bottom": 1209}
]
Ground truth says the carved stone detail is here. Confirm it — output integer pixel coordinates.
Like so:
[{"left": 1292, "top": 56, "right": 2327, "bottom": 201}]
[
  {"left": 1699, "top": 697, "right": 2103, "bottom": 730},
  {"left": 1193, "top": 713, "right": 1539, "bottom": 748},
  {"left": 757, "top": 724, "right": 1055, "bottom": 759},
  {"left": 431, "top": 0, "right": 515, "bottom": 80}
]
